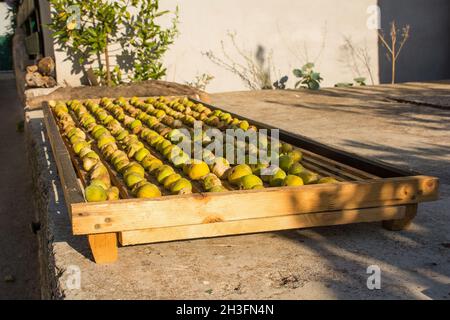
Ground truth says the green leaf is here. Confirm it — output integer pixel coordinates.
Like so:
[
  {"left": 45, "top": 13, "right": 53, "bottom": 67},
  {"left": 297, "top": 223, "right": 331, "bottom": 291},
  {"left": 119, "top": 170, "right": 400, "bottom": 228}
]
[
  {"left": 308, "top": 80, "right": 320, "bottom": 90},
  {"left": 293, "top": 69, "right": 303, "bottom": 77},
  {"left": 311, "top": 72, "right": 321, "bottom": 81},
  {"left": 302, "top": 62, "right": 314, "bottom": 71}
]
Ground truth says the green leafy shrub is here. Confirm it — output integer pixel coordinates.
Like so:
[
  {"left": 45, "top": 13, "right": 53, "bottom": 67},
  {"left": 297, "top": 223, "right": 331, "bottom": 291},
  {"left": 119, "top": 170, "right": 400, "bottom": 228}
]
[
  {"left": 292, "top": 63, "right": 323, "bottom": 90},
  {"left": 273, "top": 76, "right": 288, "bottom": 89},
  {"left": 49, "top": 0, "right": 178, "bottom": 86}
]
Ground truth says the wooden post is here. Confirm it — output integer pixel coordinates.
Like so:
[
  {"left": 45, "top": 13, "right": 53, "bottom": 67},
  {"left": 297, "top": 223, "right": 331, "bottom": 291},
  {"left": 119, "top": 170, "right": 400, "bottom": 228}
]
[
  {"left": 88, "top": 233, "right": 118, "bottom": 264},
  {"left": 382, "top": 204, "right": 417, "bottom": 231}
]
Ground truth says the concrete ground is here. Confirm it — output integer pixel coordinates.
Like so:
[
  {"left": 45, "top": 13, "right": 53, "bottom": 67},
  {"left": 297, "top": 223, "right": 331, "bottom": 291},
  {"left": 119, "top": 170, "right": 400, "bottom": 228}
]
[
  {"left": 28, "top": 81, "right": 450, "bottom": 299},
  {"left": 0, "top": 74, "right": 40, "bottom": 299}
]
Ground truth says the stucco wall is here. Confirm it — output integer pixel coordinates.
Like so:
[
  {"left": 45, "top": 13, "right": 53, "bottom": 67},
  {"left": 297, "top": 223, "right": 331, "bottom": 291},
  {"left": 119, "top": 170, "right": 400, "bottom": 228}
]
[
  {"left": 0, "top": 3, "right": 12, "bottom": 36},
  {"left": 53, "top": 0, "right": 380, "bottom": 91},
  {"left": 161, "top": 0, "right": 379, "bottom": 92},
  {"left": 51, "top": 0, "right": 449, "bottom": 92}
]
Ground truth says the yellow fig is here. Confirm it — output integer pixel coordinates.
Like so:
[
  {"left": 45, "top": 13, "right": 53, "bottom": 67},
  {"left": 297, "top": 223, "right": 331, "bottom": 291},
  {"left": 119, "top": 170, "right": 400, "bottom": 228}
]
[
  {"left": 124, "top": 172, "right": 145, "bottom": 188},
  {"left": 134, "top": 148, "right": 151, "bottom": 162},
  {"left": 202, "top": 173, "right": 222, "bottom": 191},
  {"left": 136, "top": 183, "right": 162, "bottom": 198},
  {"left": 227, "top": 164, "right": 252, "bottom": 185},
  {"left": 85, "top": 184, "right": 107, "bottom": 202},
  {"left": 187, "top": 161, "right": 210, "bottom": 180},
  {"left": 209, "top": 185, "right": 227, "bottom": 193},
  {"left": 269, "top": 168, "right": 287, "bottom": 187},
  {"left": 289, "top": 162, "right": 305, "bottom": 175},
  {"left": 123, "top": 162, "right": 145, "bottom": 178},
  {"left": 239, "top": 174, "right": 263, "bottom": 190},
  {"left": 279, "top": 155, "right": 295, "bottom": 172},
  {"left": 82, "top": 156, "right": 99, "bottom": 172},
  {"left": 170, "top": 178, "right": 192, "bottom": 194},
  {"left": 283, "top": 175, "right": 304, "bottom": 187},
  {"left": 210, "top": 157, "right": 230, "bottom": 178},
  {"left": 163, "top": 173, "right": 182, "bottom": 190},
  {"left": 287, "top": 150, "right": 303, "bottom": 162},
  {"left": 156, "top": 165, "right": 175, "bottom": 183},
  {"left": 106, "top": 186, "right": 120, "bottom": 200},
  {"left": 297, "top": 170, "right": 319, "bottom": 184}
]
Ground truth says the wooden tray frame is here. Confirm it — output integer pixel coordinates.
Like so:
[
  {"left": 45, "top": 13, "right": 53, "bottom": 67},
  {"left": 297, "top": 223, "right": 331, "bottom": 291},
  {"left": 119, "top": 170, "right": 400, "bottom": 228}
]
[{"left": 42, "top": 98, "right": 439, "bottom": 264}]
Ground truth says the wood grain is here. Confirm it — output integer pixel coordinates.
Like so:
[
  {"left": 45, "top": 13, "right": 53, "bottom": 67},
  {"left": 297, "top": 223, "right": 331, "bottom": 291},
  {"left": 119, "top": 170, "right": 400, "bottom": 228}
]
[
  {"left": 43, "top": 104, "right": 85, "bottom": 217},
  {"left": 119, "top": 205, "right": 406, "bottom": 245},
  {"left": 71, "top": 175, "right": 438, "bottom": 235},
  {"left": 88, "top": 233, "right": 118, "bottom": 263}
]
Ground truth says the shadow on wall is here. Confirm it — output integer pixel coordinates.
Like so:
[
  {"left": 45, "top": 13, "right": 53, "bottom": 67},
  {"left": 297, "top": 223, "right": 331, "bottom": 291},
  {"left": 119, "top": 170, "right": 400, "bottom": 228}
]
[{"left": 378, "top": 0, "right": 450, "bottom": 84}]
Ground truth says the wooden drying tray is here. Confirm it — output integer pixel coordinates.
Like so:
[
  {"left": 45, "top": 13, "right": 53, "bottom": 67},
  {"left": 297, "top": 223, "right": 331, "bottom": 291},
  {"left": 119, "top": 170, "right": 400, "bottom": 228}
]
[{"left": 42, "top": 97, "right": 439, "bottom": 264}]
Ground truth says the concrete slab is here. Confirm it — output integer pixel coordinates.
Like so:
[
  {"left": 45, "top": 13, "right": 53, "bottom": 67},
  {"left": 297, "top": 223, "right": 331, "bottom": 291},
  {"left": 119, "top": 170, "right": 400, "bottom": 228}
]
[{"left": 28, "top": 82, "right": 450, "bottom": 299}]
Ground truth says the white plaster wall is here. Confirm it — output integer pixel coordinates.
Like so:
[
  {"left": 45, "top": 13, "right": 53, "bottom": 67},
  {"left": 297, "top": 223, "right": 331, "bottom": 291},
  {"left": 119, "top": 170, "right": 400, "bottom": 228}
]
[
  {"left": 162, "top": 0, "right": 380, "bottom": 92},
  {"left": 0, "top": 3, "right": 12, "bottom": 36},
  {"left": 53, "top": 0, "right": 380, "bottom": 92}
]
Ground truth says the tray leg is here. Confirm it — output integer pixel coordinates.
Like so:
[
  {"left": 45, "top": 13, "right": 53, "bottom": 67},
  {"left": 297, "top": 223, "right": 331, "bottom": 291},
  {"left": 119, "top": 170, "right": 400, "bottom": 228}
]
[
  {"left": 382, "top": 204, "right": 417, "bottom": 231},
  {"left": 88, "top": 233, "right": 118, "bottom": 264}
]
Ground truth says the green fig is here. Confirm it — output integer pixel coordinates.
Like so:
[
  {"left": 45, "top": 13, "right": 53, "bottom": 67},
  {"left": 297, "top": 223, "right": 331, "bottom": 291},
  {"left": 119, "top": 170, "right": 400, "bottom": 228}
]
[
  {"left": 163, "top": 173, "right": 182, "bottom": 190},
  {"left": 156, "top": 165, "right": 175, "bottom": 183},
  {"left": 106, "top": 186, "right": 120, "bottom": 200},
  {"left": 170, "top": 178, "right": 192, "bottom": 194},
  {"left": 283, "top": 175, "right": 304, "bottom": 187},
  {"left": 279, "top": 155, "right": 295, "bottom": 172},
  {"left": 187, "top": 161, "right": 210, "bottom": 180},
  {"left": 124, "top": 172, "right": 145, "bottom": 188},
  {"left": 297, "top": 170, "right": 319, "bottom": 184},
  {"left": 136, "top": 183, "right": 162, "bottom": 198},
  {"left": 269, "top": 168, "right": 287, "bottom": 187},
  {"left": 239, "top": 174, "right": 263, "bottom": 190},
  {"left": 202, "top": 173, "right": 222, "bottom": 190},
  {"left": 289, "top": 162, "right": 305, "bottom": 175},
  {"left": 317, "top": 177, "right": 339, "bottom": 184},
  {"left": 287, "top": 149, "right": 303, "bottom": 162},
  {"left": 85, "top": 184, "right": 107, "bottom": 202},
  {"left": 227, "top": 164, "right": 252, "bottom": 185},
  {"left": 134, "top": 148, "right": 151, "bottom": 162}
]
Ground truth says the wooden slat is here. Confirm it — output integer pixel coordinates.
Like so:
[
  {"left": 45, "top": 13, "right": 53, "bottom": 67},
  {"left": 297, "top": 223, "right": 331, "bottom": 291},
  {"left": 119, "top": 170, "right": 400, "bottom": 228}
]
[
  {"left": 88, "top": 233, "right": 118, "bottom": 264},
  {"left": 303, "top": 156, "right": 365, "bottom": 181},
  {"left": 43, "top": 104, "right": 85, "bottom": 216},
  {"left": 71, "top": 175, "right": 438, "bottom": 235},
  {"left": 301, "top": 161, "right": 346, "bottom": 181},
  {"left": 301, "top": 149, "right": 379, "bottom": 180},
  {"left": 193, "top": 98, "right": 419, "bottom": 178},
  {"left": 119, "top": 205, "right": 406, "bottom": 245}
]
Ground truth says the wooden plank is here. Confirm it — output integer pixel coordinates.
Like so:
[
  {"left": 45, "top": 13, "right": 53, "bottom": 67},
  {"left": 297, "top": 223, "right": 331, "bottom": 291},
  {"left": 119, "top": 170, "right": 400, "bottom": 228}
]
[
  {"left": 88, "top": 233, "right": 118, "bottom": 264},
  {"left": 383, "top": 203, "right": 418, "bottom": 231},
  {"left": 301, "top": 161, "right": 346, "bottom": 182},
  {"left": 43, "top": 104, "right": 85, "bottom": 216},
  {"left": 71, "top": 175, "right": 438, "bottom": 235},
  {"left": 301, "top": 149, "right": 379, "bottom": 180},
  {"left": 119, "top": 205, "right": 406, "bottom": 245}
]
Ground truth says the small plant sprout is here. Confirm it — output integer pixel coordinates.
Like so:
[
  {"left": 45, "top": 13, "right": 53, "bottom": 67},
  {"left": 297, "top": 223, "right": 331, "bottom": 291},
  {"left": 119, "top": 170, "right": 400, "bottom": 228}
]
[
  {"left": 378, "top": 21, "right": 410, "bottom": 84},
  {"left": 293, "top": 63, "right": 323, "bottom": 90}
]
